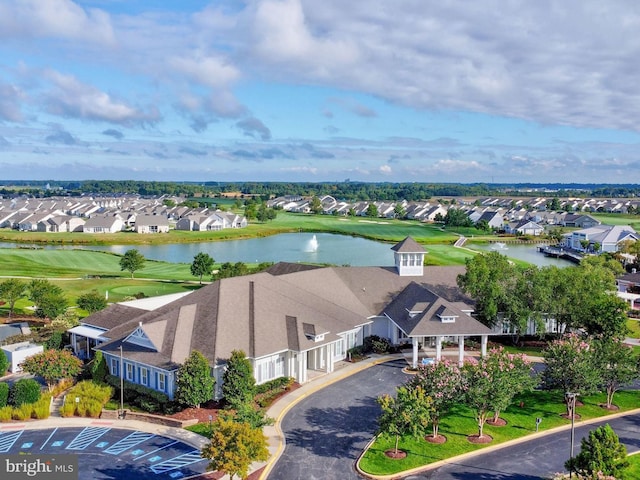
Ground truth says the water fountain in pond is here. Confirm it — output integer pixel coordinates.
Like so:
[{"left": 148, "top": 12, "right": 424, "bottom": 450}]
[
  {"left": 491, "top": 242, "right": 508, "bottom": 251},
  {"left": 305, "top": 234, "right": 319, "bottom": 253}
]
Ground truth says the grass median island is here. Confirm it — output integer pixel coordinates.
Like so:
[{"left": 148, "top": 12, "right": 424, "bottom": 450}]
[{"left": 359, "top": 389, "right": 640, "bottom": 476}]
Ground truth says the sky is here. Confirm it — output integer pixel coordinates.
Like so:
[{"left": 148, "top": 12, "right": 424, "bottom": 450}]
[{"left": 1, "top": 0, "right": 640, "bottom": 184}]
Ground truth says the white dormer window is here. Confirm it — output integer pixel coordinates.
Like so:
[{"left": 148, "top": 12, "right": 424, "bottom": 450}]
[{"left": 439, "top": 316, "right": 456, "bottom": 323}]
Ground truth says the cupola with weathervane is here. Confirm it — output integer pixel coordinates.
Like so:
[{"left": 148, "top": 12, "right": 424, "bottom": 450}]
[{"left": 391, "top": 236, "right": 426, "bottom": 276}]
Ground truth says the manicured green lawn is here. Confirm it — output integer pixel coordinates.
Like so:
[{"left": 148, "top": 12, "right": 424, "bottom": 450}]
[
  {"left": 0, "top": 248, "right": 193, "bottom": 279},
  {"left": 591, "top": 213, "right": 640, "bottom": 228},
  {"left": 626, "top": 453, "right": 640, "bottom": 477},
  {"left": 359, "top": 390, "right": 640, "bottom": 476},
  {"left": 627, "top": 318, "right": 640, "bottom": 339}
]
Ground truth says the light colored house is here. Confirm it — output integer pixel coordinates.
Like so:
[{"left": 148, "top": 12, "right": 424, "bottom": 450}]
[
  {"left": 134, "top": 214, "right": 170, "bottom": 234},
  {"left": 505, "top": 220, "right": 544, "bottom": 236},
  {"left": 475, "top": 210, "right": 504, "bottom": 229},
  {"left": 73, "top": 237, "right": 494, "bottom": 400},
  {"left": 565, "top": 224, "right": 638, "bottom": 253},
  {"left": 83, "top": 214, "right": 124, "bottom": 233},
  {"left": 37, "top": 215, "right": 85, "bottom": 232}
]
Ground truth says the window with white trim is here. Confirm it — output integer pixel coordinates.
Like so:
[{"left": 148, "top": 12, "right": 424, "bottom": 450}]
[
  {"left": 126, "top": 363, "right": 134, "bottom": 381},
  {"left": 158, "top": 373, "right": 166, "bottom": 392},
  {"left": 140, "top": 368, "right": 148, "bottom": 386},
  {"left": 110, "top": 358, "right": 118, "bottom": 376}
]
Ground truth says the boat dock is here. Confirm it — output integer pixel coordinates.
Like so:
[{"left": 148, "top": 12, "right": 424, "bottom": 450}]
[{"left": 537, "top": 245, "right": 583, "bottom": 264}]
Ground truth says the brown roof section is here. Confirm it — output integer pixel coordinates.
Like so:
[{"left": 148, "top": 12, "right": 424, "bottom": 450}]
[
  {"left": 82, "top": 303, "right": 148, "bottom": 330},
  {"left": 95, "top": 264, "right": 477, "bottom": 368},
  {"left": 391, "top": 236, "right": 426, "bottom": 253},
  {"left": 384, "top": 282, "right": 493, "bottom": 337}
]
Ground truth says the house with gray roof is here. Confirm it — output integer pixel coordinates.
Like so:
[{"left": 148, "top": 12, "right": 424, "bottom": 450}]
[
  {"left": 134, "top": 214, "right": 170, "bottom": 234},
  {"left": 73, "top": 237, "right": 494, "bottom": 400},
  {"left": 565, "top": 224, "right": 638, "bottom": 253}
]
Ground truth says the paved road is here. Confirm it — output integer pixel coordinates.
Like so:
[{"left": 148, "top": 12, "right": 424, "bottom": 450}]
[
  {"left": 268, "top": 358, "right": 410, "bottom": 480},
  {"left": 407, "top": 413, "right": 640, "bottom": 480}
]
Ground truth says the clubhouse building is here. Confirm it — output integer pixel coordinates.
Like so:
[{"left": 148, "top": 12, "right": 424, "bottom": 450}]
[{"left": 69, "top": 237, "right": 493, "bottom": 399}]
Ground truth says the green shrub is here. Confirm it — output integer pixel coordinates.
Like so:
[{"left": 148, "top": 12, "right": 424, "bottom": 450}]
[
  {"left": 0, "top": 405, "right": 13, "bottom": 422},
  {"left": 45, "top": 330, "right": 63, "bottom": 350},
  {"left": 59, "top": 402, "right": 75, "bottom": 418},
  {"left": 90, "top": 352, "right": 109, "bottom": 383},
  {"left": 0, "top": 382, "right": 9, "bottom": 408},
  {"left": 255, "top": 377, "right": 295, "bottom": 408},
  {"left": 363, "top": 335, "right": 392, "bottom": 354},
  {"left": 12, "top": 403, "right": 33, "bottom": 421},
  {"left": 9, "top": 378, "right": 41, "bottom": 406},
  {"left": 105, "top": 375, "right": 169, "bottom": 413},
  {"left": 32, "top": 396, "right": 51, "bottom": 419},
  {"left": 255, "top": 377, "right": 294, "bottom": 395},
  {"left": 0, "top": 350, "right": 8, "bottom": 376}
]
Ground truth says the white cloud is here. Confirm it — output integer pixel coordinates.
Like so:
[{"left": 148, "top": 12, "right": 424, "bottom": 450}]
[
  {"left": 379, "top": 164, "right": 392, "bottom": 174},
  {"left": 0, "top": 0, "right": 114, "bottom": 44},
  {"left": 43, "top": 70, "right": 160, "bottom": 125}
]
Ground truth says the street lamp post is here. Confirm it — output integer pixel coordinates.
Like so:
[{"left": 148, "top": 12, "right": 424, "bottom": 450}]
[
  {"left": 566, "top": 392, "right": 578, "bottom": 478},
  {"left": 119, "top": 344, "right": 124, "bottom": 419}
]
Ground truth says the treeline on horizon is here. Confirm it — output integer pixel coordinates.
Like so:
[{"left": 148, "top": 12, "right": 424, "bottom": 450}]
[{"left": 1, "top": 180, "right": 640, "bottom": 201}]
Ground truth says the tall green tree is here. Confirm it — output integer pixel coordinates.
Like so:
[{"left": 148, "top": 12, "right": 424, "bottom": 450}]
[
  {"left": 542, "top": 334, "right": 601, "bottom": 418},
  {"left": 191, "top": 252, "right": 215, "bottom": 284},
  {"left": 377, "top": 384, "right": 432, "bottom": 455},
  {"left": 175, "top": 350, "right": 215, "bottom": 409},
  {"left": 28, "top": 279, "right": 67, "bottom": 320},
  {"left": 20, "top": 349, "right": 83, "bottom": 391},
  {"left": 119, "top": 249, "right": 146, "bottom": 278},
  {"left": 565, "top": 424, "right": 628, "bottom": 479},
  {"left": 593, "top": 337, "right": 639, "bottom": 409},
  {"left": 366, "top": 203, "right": 378, "bottom": 218},
  {"left": 457, "top": 251, "right": 517, "bottom": 328},
  {"left": 77, "top": 290, "right": 107, "bottom": 313},
  {"left": 309, "top": 196, "right": 323, "bottom": 214},
  {"left": 222, "top": 350, "right": 256, "bottom": 407},
  {"left": 0, "top": 278, "right": 26, "bottom": 318},
  {"left": 201, "top": 417, "right": 269, "bottom": 480}
]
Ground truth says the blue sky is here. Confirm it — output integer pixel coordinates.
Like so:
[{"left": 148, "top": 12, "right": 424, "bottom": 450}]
[{"left": 1, "top": 0, "right": 639, "bottom": 183}]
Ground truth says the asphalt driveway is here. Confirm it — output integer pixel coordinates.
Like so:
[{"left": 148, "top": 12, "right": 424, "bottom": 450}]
[{"left": 267, "top": 358, "right": 410, "bottom": 480}]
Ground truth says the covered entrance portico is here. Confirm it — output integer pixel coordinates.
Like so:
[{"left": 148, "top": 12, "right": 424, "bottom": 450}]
[{"left": 409, "top": 334, "right": 489, "bottom": 368}]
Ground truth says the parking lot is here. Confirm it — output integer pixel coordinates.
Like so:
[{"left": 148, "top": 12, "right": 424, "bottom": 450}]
[{"left": 0, "top": 425, "right": 209, "bottom": 479}]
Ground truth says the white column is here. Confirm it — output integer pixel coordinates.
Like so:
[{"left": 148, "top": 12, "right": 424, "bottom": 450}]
[
  {"left": 299, "top": 353, "right": 307, "bottom": 383},
  {"left": 326, "top": 344, "right": 333, "bottom": 373},
  {"left": 435, "top": 336, "right": 442, "bottom": 361},
  {"left": 412, "top": 337, "right": 419, "bottom": 368},
  {"left": 481, "top": 335, "right": 488, "bottom": 357},
  {"left": 458, "top": 335, "right": 465, "bottom": 366}
]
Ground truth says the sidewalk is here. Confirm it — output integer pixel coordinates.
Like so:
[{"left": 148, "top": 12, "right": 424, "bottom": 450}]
[{"left": 0, "top": 402, "right": 208, "bottom": 451}]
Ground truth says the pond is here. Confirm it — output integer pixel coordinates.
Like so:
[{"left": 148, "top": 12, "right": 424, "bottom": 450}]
[
  {"left": 0, "top": 234, "right": 573, "bottom": 267},
  {"left": 0, "top": 233, "right": 398, "bottom": 267}
]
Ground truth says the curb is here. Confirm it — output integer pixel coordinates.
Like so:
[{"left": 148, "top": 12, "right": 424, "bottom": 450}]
[{"left": 355, "top": 407, "right": 640, "bottom": 479}]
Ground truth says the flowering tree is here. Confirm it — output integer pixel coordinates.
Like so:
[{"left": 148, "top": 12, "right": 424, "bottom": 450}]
[
  {"left": 593, "top": 336, "right": 639, "bottom": 409},
  {"left": 409, "top": 359, "right": 464, "bottom": 439},
  {"left": 542, "top": 333, "right": 601, "bottom": 417},
  {"left": 20, "top": 349, "right": 83, "bottom": 391},
  {"left": 483, "top": 347, "right": 537, "bottom": 423},
  {"left": 377, "top": 384, "right": 432, "bottom": 455},
  {"left": 463, "top": 348, "right": 536, "bottom": 438}
]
